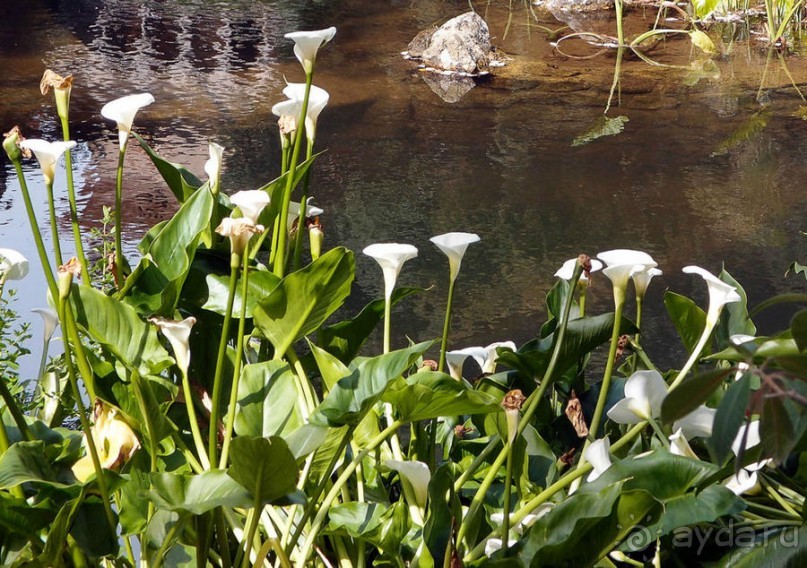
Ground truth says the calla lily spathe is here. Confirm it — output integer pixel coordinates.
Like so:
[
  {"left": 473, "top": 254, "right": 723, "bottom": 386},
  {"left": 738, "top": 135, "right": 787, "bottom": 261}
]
[
  {"left": 216, "top": 217, "right": 264, "bottom": 257},
  {"left": 17, "top": 139, "right": 76, "bottom": 185},
  {"left": 673, "top": 405, "right": 716, "bottom": 439},
  {"left": 596, "top": 249, "right": 657, "bottom": 293},
  {"left": 633, "top": 267, "right": 662, "bottom": 298},
  {"left": 682, "top": 266, "right": 742, "bottom": 327},
  {"left": 204, "top": 142, "right": 224, "bottom": 190},
  {"left": 554, "top": 257, "right": 603, "bottom": 281},
  {"left": 430, "top": 231, "right": 480, "bottom": 284},
  {"left": 289, "top": 198, "right": 324, "bottom": 228},
  {"left": 229, "top": 190, "right": 271, "bottom": 225},
  {"left": 32, "top": 307, "right": 59, "bottom": 343},
  {"left": 285, "top": 27, "right": 337, "bottom": 73},
  {"left": 71, "top": 401, "right": 140, "bottom": 483},
  {"left": 607, "top": 370, "right": 668, "bottom": 424},
  {"left": 363, "top": 243, "right": 418, "bottom": 301},
  {"left": 282, "top": 83, "right": 330, "bottom": 144},
  {"left": 385, "top": 459, "right": 430, "bottom": 508},
  {"left": 446, "top": 346, "right": 487, "bottom": 381},
  {"left": 101, "top": 93, "right": 155, "bottom": 149},
  {"left": 669, "top": 428, "right": 699, "bottom": 459},
  {"left": 150, "top": 316, "right": 196, "bottom": 376},
  {"left": 584, "top": 437, "right": 613, "bottom": 482},
  {"left": 482, "top": 341, "right": 516, "bottom": 374},
  {"left": 0, "top": 248, "right": 29, "bottom": 281}
]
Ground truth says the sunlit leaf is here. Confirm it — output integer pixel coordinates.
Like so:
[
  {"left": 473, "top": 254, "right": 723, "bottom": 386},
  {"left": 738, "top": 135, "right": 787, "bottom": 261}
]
[
  {"left": 712, "top": 109, "right": 770, "bottom": 157},
  {"left": 572, "top": 115, "right": 628, "bottom": 147},
  {"left": 228, "top": 436, "right": 299, "bottom": 505},
  {"left": 690, "top": 30, "right": 718, "bottom": 55},
  {"left": 664, "top": 291, "right": 708, "bottom": 355},
  {"left": 134, "top": 132, "right": 203, "bottom": 203},
  {"left": 203, "top": 270, "right": 280, "bottom": 318},
  {"left": 146, "top": 470, "right": 251, "bottom": 514},
  {"left": 234, "top": 360, "right": 302, "bottom": 438}
]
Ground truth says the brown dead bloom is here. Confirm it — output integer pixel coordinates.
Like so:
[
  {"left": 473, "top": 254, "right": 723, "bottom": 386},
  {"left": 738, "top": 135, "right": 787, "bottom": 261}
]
[
  {"left": 565, "top": 390, "right": 589, "bottom": 438},
  {"left": 616, "top": 334, "right": 631, "bottom": 360},
  {"left": 3, "top": 126, "right": 31, "bottom": 159},
  {"left": 501, "top": 389, "right": 526, "bottom": 412},
  {"left": 453, "top": 424, "right": 474, "bottom": 439},
  {"left": 559, "top": 447, "right": 576, "bottom": 467},
  {"left": 578, "top": 253, "right": 592, "bottom": 280},
  {"left": 40, "top": 69, "right": 73, "bottom": 95},
  {"left": 278, "top": 115, "right": 296, "bottom": 136},
  {"left": 59, "top": 257, "right": 82, "bottom": 277},
  {"left": 420, "top": 359, "right": 439, "bottom": 372}
]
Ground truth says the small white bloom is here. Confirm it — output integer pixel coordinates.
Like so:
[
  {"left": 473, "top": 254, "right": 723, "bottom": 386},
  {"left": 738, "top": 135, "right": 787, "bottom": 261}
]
[
  {"left": 216, "top": 217, "right": 264, "bottom": 257},
  {"left": 285, "top": 27, "right": 337, "bottom": 73},
  {"left": 288, "top": 197, "right": 324, "bottom": 228},
  {"left": 204, "top": 142, "right": 224, "bottom": 188},
  {"left": 584, "top": 437, "right": 612, "bottom": 482},
  {"left": 363, "top": 243, "right": 418, "bottom": 301},
  {"left": 385, "top": 459, "right": 430, "bottom": 508},
  {"left": 446, "top": 346, "right": 487, "bottom": 381},
  {"left": 17, "top": 139, "right": 76, "bottom": 185},
  {"left": 101, "top": 93, "right": 155, "bottom": 150},
  {"left": 32, "top": 307, "right": 59, "bottom": 343},
  {"left": 554, "top": 257, "right": 603, "bottom": 281},
  {"left": 596, "top": 249, "right": 657, "bottom": 293},
  {"left": 669, "top": 428, "right": 699, "bottom": 459},
  {"left": 482, "top": 341, "right": 516, "bottom": 374},
  {"left": 724, "top": 468, "right": 761, "bottom": 496},
  {"left": 607, "top": 370, "right": 668, "bottom": 424},
  {"left": 484, "top": 537, "right": 518, "bottom": 558},
  {"left": 0, "top": 248, "right": 29, "bottom": 282},
  {"left": 429, "top": 232, "right": 481, "bottom": 284},
  {"left": 682, "top": 266, "right": 742, "bottom": 327},
  {"left": 673, "top": 406, "right": 716, "bottom": 439},
  {"left": 282, "top": 83, "right": 330, "bottom": 145},
  {"left": 731, "top": 421, "right": 761, "bottom": 455},
  {"left": 150, "top": 316, "right": 196, "bottom": 376},
  {"left": 633, "top": 267, "right": 663, "bottom": 298},
  {"left": 229, "top": 190, "right": 271, "bottom": 225}
]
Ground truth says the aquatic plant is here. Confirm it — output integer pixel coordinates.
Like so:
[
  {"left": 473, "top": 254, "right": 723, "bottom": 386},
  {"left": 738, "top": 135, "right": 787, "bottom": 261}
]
[{"left": 3, "top": 25, "right": 807, "bottom": 568}]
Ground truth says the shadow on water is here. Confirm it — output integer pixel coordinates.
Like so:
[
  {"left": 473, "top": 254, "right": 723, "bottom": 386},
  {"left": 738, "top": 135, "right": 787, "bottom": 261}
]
[{"left": 2, "top": 0, "right": 807, "bottom": 374}]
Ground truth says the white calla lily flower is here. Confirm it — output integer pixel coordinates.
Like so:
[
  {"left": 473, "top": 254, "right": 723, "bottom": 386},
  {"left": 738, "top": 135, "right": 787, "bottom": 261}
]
[
  {"left": 385, "top": 459, "right": 430, "bottom": 508},
  {"left": 632, "top": 267, "right": 662, "bottom": 298},
  {"left": 204, "top": 142, "right": 224, "bottom": 190},
  {"left": 0, "top": 248, "right": 29, "bottom": 282},
  {"left": 673, "top": 406, "right": 716, "bottom": 439},
  {"left": 150, "top": 316, "right": 196, "bottom": 376},
  {"left": 430, "top": 232, "right": 481, "bottom": 284},
  {"left": 282, "top": 83, "right": 330, "bottom": 144},
  {"left": 101, "top": 93, "right": 155, "bottom": 150},
  {"left": 216, "top": 217, "right": 264, "bottom": 257},
  {"left": 485, "top": 537, "right": 518, "bottom": 558},
  {"left": 669, "top": 428, "right": 699, "bottom": 459},
  {"left": 596, "top": 249, "right": 657, "bottom": 294},
  {"left": 32, "top": 307, "right": 59, "bottom": 343},
  {"left": 554, "top": 257, "right": 603, "bottom": 281},
  {"left": 490, "top": 505, "right": 551, "bottom": 535},
  {"left": 682, "top": 266, "right": 742, "bottom": 327},
  {"left": 288, "top": 198, "right": 324, "bottom": 228},
  {"left": 229, "top": 190, "right": 271, "bottom": 225},
  {"left": 285, "top": 27, "right": 337, "bottom": 73},
  {"left": 446, "top": 346, "right": 487, "bottom": 381},
  {"left": 732, "top": 421, "right": 761, "bottom": 455},
  {"left": 584, "top": 437, "right": 613, "bottom": 482},
  {"left": 607, "top": 370, "right": 668, "bottom": 424},
  {"left": 363, "top": 243, "right": 418, "bottom": 301},
  {"left": 72, "top": 401, "right": 140, "bottom": 482},
  {"left": 482, "top": 341, "right": 516, "bottom": 374},
  {"left": 17, "top": 139, "right": 76, "bottom": 185},
  {"left": 725, "top": 469, "right": 761, "bottom": 496}
]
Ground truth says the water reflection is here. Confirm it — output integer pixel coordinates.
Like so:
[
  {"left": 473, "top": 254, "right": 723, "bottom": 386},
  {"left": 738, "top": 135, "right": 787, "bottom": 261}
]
[{"left": 1, "top": 0, "right": 807, "bottom": 377}]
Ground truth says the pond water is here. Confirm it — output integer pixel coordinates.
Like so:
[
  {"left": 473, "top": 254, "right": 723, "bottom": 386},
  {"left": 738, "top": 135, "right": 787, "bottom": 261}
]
[{"left": 2, "top": 0, "right": 806, "bottom": 377}]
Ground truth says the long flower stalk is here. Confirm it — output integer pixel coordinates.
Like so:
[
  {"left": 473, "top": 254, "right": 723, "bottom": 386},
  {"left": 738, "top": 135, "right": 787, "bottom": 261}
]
[
  {"left": 438, "top": 278, "right": 456, "bottom": 373},
  {"left": 113, "top": 149, "right": 126, "bottom": 288},
  {"left": 56, "top": 116, "right": 90, "bottom": 283}
]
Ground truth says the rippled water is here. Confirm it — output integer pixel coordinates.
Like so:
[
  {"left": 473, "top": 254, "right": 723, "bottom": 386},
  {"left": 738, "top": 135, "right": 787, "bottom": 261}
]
[{"left": 2, "top": 0, "right": 806, "bottom": 376}]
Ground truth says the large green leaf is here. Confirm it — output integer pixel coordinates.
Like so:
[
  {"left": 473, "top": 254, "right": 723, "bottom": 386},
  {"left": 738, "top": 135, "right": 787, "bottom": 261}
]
[
  {"left": 202, "top": 269, "right": 280, "bottom": 318},
  {"left": 326, "top": 501, "right": 407, "bottom": 556},
  {"left": 0, "top": 496, "right": 55, "bottom": 536},
  {"left": 424, "top": 464, "right": 462, "bottom": 565},
  {"left": 791, "top": 309, "right": 807, "bottom": 352},
  {"left": 308, "top": 340, "right": 351, "bottom": 393},
  {"left": 0, "top": 441, "right": 73, "bottom": 489},
  {"left": 234, "top": 360, "right": 302, "bottom": 438},
  {"left": 382, "top": 371, "right": 500, "bottom": 422},
  {"left": 316, "top": 287, "right": 425, "bottom": 363},
  {"left": 253, "top": 247, "right": 355, "bottom": 357},
  {"left": 146, "top": 470, "right": 251, "bottom": 514},
  {"left": 134, "top": 132, "right": 203, "bottom": 203},
  {"left": 310, "top": 341, "right": 432, "bottom": 427},
  {"left": 228, "top": 436, "right": 300, "bottom": 505},
  {"left": 122, "top": 184, "right": 214, "bottom": 315},
  {"left": 717, "top": 524, "right": 807, "bottom": 567},
  {"left": 716, "top": 269, "right": 756, "bottom": 350},
  {"left": 761, "top": 397, "right": 796, "bottom": 464},
  {"left": 710, "top": 373, "right": 751, "bottom": 465},
  {"left": 665, "top": 291, "right": 709, "bottom": 355},
  {"left": 70, "top": 284, "right": 174, "bottom": 376}
]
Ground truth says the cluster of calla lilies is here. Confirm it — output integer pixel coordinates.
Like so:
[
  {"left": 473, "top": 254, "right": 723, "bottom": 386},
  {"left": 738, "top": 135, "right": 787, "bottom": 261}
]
[{"left": 2, "top": 23, "right": 805, "bottom": 568}]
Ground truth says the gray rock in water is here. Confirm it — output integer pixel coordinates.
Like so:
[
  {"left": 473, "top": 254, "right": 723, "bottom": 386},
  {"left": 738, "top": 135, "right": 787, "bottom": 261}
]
[{"left": 418, "top": 12, "right": 491, "bottom": 74}]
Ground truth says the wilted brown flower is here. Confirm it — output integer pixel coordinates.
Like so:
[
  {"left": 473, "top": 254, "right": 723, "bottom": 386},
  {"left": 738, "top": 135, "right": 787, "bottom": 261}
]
[
  {"left": 40, "top": 69, "right": 73, "bottom": 95},
  {"left": 565, "top": 390, "right": 589, "bottom": 438},
  {"left": 501, "top": 389, "right": 526, "bottom": 412}
]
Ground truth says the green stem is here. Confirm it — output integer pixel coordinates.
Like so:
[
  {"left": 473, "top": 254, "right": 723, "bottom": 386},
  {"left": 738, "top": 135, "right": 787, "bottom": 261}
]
[
  {"left": 295, "top": 420, "right": 404, "bottom": 563},
  {"left": 0, "top": 375, "right": 31, "bottom": 441},
  {"left": 274, "top": 72, "right": 313, "bottom": 278},
  {"left": 438, "top": 277, "right": 456, "bottom": 373},
  {"left": 456, "top": 263, "right": 583, "bottom": 551},
  {"left": 452, "top": 435, "right": 501, "bottom": 492},
  {"left": 669, "top": 320, "right": 715, "bottom": 390},
  {"left": 45, "top": 181, "right": 64, "bottom": 267},
  {"left": 588, "top": 291, "right": 625, "bottom": 441},
  {"left": 180, "top": 366, "right": 210, "bottom": 470},
  {"left": 114, "top": 149, "right": 126, "bottom": 289},
  {"left": 502, "top": 435, "right": 515, "bottom": 555},
  {"left": 152, "top": 515, "right": 187, "bottom": 568},
  {"left": 383, "top": 296, "right": 392, "bottom": 354},
  {"left": 62, "top": 302, "right": 97, "bottom": 402},
  {"left": 130, "top": 369, "right": 158, "bottom": 526},
  {"left": 220, "top": 252, "right": 251, "bottom": 468},
  {"left": 11, "top": 161, "right": 58, "bottom": 298},
  {"left": 59, "top": 115, "right": 91, "bottom": 283},
  {"left": 292, "top": 141, "right": 314, "bottom": 271},
  {"left": 209, "top": 258, "right": 240, "bottom": 466}
]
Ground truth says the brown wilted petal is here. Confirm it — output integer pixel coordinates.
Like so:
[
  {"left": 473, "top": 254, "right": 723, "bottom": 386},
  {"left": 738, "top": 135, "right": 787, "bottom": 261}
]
[
  {"left": 278, "top": 115, "right": 296, "bottom": 136},
  {"left": 420, "top": 359, "right": 438, "bottom": 372},
  {"left": 40, "top": 69, "right": 73, "bottom": 95},
  {"left": 453, "top": 424, "right": 474, "bottom": 439},
  {"left": 501, "top": 389, "right": 526, "bottom": 412},
  {"left": 616, "top": 334, "right": 631, "bottom": 360},
  {"left": 565, "top": 390, "right": 589, "bottom": 438},
  {"left": 58, "top": 257, "right": 82, "bottom": 277},
  {"left": 559, "top": 447, "right": 576, "bottom": 466},
  {"left": 578, "top": 253, "right": 592, "bottom": 279}
]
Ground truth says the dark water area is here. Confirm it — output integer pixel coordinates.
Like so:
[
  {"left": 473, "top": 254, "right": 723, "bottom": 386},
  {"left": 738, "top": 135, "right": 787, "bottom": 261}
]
[{"left": 1, "top": 0, "right": 806, "bottom": 377}]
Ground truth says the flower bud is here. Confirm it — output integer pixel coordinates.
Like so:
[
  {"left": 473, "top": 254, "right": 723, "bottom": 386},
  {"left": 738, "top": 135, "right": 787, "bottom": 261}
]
[
  {"left": 2, "top": 126, "right": 25, "bottom": 162},
  {"left": 308, "top": 218, "right": 323, "bottom": 260},
  {"left": 501, "top": 389, "right": 526, "bottom": 444}
]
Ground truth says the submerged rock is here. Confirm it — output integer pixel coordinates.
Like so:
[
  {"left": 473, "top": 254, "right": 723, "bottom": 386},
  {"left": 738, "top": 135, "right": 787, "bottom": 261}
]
[
  {"left": 405, "top": 12, "right": 496, "bottom": 75},
  {"left": 419, "top": 72, "right": 476, "bottom": 103},
  {"left": 542, "top": 0, "right": 613, "bottom": 12}
]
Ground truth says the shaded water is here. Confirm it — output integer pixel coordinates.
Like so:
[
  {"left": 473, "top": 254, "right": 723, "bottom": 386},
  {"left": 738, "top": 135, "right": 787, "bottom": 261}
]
[{"left": 2, "top": 0, "right": 806, "bottom": 375}]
